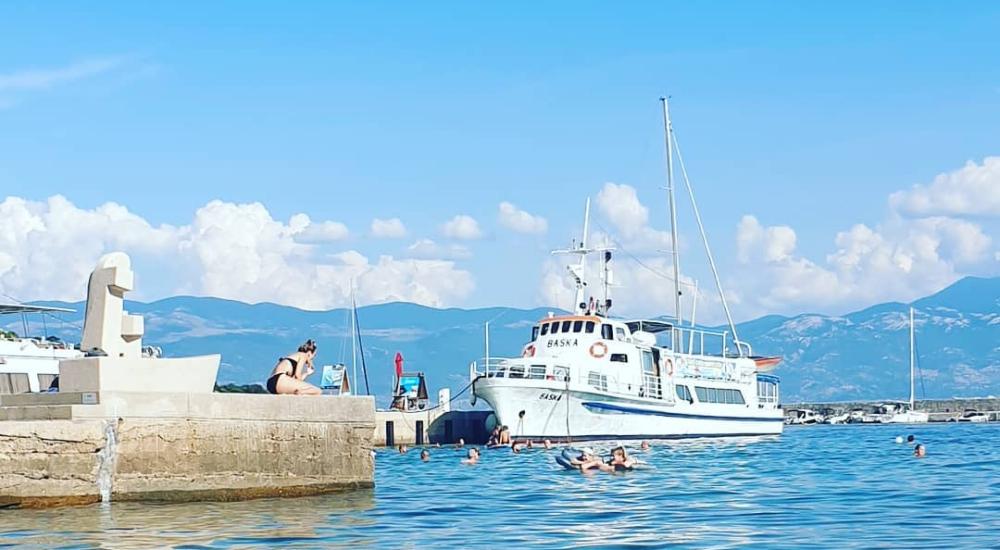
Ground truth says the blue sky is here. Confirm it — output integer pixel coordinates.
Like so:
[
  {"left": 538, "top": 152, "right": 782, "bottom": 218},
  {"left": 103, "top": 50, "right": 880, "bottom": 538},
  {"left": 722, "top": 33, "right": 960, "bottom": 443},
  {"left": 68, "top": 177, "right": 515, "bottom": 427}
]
[{"left": 1, "top": 2, "right": 998, "bottom": 321}]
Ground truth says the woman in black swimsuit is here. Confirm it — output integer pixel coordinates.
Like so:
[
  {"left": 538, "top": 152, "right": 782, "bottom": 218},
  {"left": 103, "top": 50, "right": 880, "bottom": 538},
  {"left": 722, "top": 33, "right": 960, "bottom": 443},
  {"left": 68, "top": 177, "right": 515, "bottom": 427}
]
[{"left": 265, "top": 339, "right": 321, "bottom": 395}]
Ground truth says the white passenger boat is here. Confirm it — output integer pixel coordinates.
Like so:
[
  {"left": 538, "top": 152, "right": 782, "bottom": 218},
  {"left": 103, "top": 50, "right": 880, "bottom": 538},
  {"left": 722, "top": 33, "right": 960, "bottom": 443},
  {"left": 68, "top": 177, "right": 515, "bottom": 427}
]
[
  {"left": 469, "top": 100, "right": 784, "bottom": 441},
  {"left": 785, "top": 408, "right": 823, "bottom": 425},
  {"left": 0, "top": 304, "right": 82, "bottom": 395}
]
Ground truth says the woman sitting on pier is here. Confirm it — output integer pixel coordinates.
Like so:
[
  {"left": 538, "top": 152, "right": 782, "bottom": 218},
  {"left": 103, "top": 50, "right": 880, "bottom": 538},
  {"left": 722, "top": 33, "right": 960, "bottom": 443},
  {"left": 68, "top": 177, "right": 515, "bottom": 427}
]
[{"left": 266, "top": 339, "right": 322, "bottom": 395}]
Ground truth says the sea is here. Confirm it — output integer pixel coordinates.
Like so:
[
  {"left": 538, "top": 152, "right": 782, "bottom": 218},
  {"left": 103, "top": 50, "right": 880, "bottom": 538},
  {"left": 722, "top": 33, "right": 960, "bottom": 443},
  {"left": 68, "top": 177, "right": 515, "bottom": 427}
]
[{"left": 1, "top": 423, "right": 998, "bottom": 549}]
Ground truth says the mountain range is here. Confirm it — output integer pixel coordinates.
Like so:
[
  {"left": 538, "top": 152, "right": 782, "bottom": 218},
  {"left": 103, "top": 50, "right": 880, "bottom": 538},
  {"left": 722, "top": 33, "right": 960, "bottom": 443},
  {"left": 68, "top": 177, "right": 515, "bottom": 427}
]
[{"left": 13, "top": 276, "right": 999, "bottom": 405}]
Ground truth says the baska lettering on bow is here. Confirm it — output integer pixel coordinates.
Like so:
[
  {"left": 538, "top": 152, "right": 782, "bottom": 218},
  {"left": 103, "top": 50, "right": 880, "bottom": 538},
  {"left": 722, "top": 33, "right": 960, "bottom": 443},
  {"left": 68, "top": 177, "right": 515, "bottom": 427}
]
[
  {"left": 538, "top": 393, "right": 562, "bottom": 401},
  {"left": 546, "top": 338, "right": 579, "bottom": 348}
]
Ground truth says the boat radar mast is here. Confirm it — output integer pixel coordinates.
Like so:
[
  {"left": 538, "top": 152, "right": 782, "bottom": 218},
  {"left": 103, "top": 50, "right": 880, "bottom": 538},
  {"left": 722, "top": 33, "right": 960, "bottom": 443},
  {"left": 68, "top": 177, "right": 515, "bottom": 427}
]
[{"left": 552, "top": 198, "right": 615, "bottom": 316}]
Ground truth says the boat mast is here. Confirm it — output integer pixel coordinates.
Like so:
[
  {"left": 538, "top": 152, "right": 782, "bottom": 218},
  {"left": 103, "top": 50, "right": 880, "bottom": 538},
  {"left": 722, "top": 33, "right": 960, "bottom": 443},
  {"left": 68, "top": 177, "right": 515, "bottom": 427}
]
[
  {"left": 661, "top": 97, "right": 684, "bottom": 349},
  {"left": 909, "top": 306, "right": 915, "bottom": 411},
  {"left": 351, "top": 280, "right": 358, "bottom": 393}
]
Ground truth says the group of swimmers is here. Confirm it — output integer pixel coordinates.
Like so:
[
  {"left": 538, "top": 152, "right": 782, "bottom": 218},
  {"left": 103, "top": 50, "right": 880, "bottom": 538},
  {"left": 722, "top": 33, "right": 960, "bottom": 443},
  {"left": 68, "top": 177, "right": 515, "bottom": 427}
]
[
  {"left": 396, "top": 436, "right": 651, "bottom": 472},
  {"left": 896, "top": 433, "right": 927, "bottom": 457}
]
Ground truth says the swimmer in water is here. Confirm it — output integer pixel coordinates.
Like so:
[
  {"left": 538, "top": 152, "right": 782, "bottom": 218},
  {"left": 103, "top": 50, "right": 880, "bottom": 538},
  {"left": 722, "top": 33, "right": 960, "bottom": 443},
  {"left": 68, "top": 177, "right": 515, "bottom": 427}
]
[
  {"left": 608, "top": 446, "right": 638, "bottom": 470},
  {"left": 398, "top": 444, "right": 408, "bottom": 454},
  {"left": 420, "top": 449, "right": 430, "bottom": 462},
  {"left": 571, "top": 448, "right": 607, "bottom": 472},
  {"left": 462, "top": 447, "right": 480, "bottom": 465},
  {"left": 907, "top": 435, "right": 916, "bottom": 445},
  {"left": 526, "top": 440, "right": 534, "bottom": 449},
  {"left": 456, "top": 438, "right": 465, "bottom": 448},
  {"left": 640, "top": 441, "right": 650, "bottom": 451},
  {"left": 914, "top": 444, "right": 926, "bottom": 458},
  {"left": 543, "top": 439, "right": 552, "bottom": 450},
  {"left": 511, "top": 442, "right": 523, "bottom": 454}
]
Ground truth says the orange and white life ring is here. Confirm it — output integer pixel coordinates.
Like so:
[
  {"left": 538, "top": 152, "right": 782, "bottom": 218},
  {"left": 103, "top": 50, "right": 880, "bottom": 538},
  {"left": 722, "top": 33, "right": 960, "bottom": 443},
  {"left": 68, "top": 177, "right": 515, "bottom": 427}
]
[
  {"left": 589, "top": 341, "right": 608, "bottom": 359},
  {"left": 523, "top": 344, "right": 536, "bottom": 358},
  {"left": 662, "top": 357, "right": 674, "bottom": 376}
]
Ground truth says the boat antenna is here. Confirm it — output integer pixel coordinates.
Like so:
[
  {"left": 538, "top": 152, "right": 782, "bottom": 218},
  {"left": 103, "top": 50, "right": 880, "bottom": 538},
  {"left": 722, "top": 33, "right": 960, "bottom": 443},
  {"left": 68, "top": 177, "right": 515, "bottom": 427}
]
[
  {"left": 673, "top": 132, "right": 744, "bottom": 355},
  {"left": 553, "top": 199, "right": 591, "bottom": 315},
  {"left": 661, "top": 98, "right": 684, "bottom": 339}
]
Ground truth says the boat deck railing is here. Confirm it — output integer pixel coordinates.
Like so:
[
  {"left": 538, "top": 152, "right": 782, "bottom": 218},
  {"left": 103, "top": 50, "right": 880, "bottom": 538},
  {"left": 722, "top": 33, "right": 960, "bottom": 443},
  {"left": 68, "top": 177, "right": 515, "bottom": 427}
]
[
  {"left": 664, "top": 325, "right": 753, "bottom": 358},
  {"left": 471, "top": 358, "right": 571, "bottom": 382}
]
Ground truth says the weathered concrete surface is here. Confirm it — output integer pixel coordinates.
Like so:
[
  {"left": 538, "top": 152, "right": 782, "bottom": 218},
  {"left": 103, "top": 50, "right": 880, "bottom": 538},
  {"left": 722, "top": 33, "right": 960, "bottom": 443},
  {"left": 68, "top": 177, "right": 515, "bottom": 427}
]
[
  {"left": 59, "top": 357, "right": 222, "bottom": 395},
  {"left": 0, "top": 393, "right": 375, "bottom": 509},
  {"left": 373, "top": 409, "right": 493, "bottom": 446}
]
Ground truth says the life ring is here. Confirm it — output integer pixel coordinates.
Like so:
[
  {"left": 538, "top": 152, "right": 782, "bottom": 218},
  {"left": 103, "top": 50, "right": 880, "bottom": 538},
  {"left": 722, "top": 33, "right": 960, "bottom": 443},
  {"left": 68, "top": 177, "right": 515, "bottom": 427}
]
[
  {"left": 523, "top": 344, "right": 536, "bottom": 358},
  {"left": 589, "top": 341, "right": 608, "bottom": 359},
  {"left": 662, "top": 357, "right": 674, "bottom": 376}
]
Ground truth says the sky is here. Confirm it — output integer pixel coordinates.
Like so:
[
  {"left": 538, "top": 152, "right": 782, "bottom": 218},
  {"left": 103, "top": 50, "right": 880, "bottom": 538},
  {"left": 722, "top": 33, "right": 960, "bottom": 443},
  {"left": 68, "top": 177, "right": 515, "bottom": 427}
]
[{"left": 0, "top": 2, "right": 998, "bottom": 323}]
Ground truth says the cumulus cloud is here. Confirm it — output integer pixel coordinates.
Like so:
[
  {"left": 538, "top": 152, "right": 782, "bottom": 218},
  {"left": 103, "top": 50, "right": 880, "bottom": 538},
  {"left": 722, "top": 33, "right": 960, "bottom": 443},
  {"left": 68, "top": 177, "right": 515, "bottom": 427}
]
[
  {"left": 441, "top": 214, "right": 482, "bottom": 240},
  {"left": 0, "top": 195, "right": 474, "bottom": 309},
  {"left": 370, "top": 217, "right": 407, "bottom": 239},
  {"left": 289, "top": 214, "right": 349, "bottom": 243},
  {"left": 405, "top": 238, "right": 472, "bottom": 260},
  {"left": 889, "top": 156, "right": 1000, "bottom": 217},
  {"left": 733, "top": 213, "right": 994, "bottom": 317},
  {"left": 498, "top": 202, "right": 547, "bottom": 234},
  {"left": 595, "top": 183, "right": 670, "bottom": 251}
]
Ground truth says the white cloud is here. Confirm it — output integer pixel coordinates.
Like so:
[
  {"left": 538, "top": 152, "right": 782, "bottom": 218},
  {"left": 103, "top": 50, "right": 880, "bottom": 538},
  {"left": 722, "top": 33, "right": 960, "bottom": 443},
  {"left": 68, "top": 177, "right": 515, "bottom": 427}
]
[
  {"left": 441, "top": 214, "right": 482, "bottom": 240},
  {"left": 370, "top": 217, "right": 407, "bottom": 239},
  {"left": 594, "top": 182, "right": 670, "bottom": 252},
  {"left": 732, "top": 213, "right": 994, "bottom": 317},
  {"left": 498, "top": 202, "right": 547, "bottom": 234},
  {"left": 889, "top": 156, "right": 1000, "bottom": 217},
  {"left": 289, "top": 214, "right": 349, "bottom": 243},
  {"left": 0, "top": 58, "right": 125, "bottom": 92},
  {"left": 0, "top": 195, "right": 474, "bottom": 310},
  {"left": 405, "top": 238, "right": 471, "bottom": 260}
]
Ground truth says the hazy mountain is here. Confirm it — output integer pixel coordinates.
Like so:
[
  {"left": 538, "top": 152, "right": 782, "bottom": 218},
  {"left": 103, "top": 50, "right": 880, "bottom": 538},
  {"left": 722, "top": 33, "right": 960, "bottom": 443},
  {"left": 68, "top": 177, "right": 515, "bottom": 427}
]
[{"left": 12, "top": 276, "right": 999, "bottom": 405}]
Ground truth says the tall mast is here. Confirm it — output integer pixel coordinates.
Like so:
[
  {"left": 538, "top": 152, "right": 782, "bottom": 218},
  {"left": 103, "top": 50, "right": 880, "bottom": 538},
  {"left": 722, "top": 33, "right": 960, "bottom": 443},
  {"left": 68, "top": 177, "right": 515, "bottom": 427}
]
[
  {"left": 909, "top": 306, "right": 915, "bottom": 410},
  {"left": 661, "top": 97, "right": 683, "bottom": 344},
  {"left": 351, "top": 281, "right": 358, "bottom": 394}
]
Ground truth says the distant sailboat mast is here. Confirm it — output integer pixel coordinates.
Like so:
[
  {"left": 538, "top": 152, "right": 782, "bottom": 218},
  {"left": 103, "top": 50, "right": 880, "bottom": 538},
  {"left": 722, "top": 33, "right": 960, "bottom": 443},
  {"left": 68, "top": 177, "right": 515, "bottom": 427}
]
[{"left": 909, "top": 306, "right": 915, "bottom": 411}]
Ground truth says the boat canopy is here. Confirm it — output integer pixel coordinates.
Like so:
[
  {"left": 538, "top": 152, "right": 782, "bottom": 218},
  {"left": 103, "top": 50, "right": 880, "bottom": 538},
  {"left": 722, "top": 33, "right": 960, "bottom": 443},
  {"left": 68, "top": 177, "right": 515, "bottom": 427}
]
[
  {"left": 625, "top": 320, "right": 674, "bottom": 334},
  {"left": 0, "top": 304, "right": 75, "bottom": 315}
]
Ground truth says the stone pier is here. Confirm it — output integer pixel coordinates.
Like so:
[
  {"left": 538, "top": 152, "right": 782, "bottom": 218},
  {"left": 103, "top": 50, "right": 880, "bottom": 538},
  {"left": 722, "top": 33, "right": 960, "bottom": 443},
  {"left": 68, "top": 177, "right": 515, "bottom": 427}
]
[{"left": 0, "top": 392, "right": 375, "bottom": 508}]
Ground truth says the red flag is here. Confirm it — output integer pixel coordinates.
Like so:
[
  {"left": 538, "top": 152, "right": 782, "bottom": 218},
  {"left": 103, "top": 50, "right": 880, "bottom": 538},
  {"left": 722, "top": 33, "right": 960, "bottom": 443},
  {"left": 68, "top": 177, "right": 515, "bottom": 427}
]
[{"left": 394, "top": 352, "right": 404, "bottom": 379}]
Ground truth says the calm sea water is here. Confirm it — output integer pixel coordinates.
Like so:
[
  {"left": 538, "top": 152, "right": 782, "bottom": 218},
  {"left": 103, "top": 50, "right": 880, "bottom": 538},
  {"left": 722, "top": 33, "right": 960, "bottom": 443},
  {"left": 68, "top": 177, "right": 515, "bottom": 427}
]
[{"left": 1, "top": 423, "right": 998, "bottom": 549}]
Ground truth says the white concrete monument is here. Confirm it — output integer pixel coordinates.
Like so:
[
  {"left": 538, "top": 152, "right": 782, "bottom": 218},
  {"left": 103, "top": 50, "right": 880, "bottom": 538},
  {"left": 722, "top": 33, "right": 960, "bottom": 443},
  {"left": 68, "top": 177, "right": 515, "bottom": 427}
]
[{"left": 59, "top": 252, "right": 221, "bottom": 394}]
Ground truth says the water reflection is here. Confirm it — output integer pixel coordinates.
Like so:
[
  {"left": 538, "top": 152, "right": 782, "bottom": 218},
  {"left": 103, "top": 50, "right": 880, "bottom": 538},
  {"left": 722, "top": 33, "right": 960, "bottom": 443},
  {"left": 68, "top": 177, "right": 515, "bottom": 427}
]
[
  {"left": 3, "top": 491, "right": 374, "bottom": 549},
  {"left": 1, "top": 424, "right": 998, "bottom": 548}
]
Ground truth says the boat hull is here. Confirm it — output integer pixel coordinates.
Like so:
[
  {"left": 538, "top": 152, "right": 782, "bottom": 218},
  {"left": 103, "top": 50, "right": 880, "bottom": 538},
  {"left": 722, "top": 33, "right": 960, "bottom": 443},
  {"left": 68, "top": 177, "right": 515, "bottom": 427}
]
[{"left": 474, "top": 378, "right": 783, "bottom": 441}]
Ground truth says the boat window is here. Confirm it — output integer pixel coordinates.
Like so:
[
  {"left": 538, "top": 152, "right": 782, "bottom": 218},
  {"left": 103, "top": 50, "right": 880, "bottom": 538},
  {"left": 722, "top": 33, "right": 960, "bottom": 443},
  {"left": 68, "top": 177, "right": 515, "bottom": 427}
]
[
  {"left": 615, "top": 327, "right": 627, "bottom": 341},
  {"left": 585, "top": 321, "right": 595, "bottom": 333},
  {"left": 573, "top": 320, "right": 583, "bottom": 333},
  {"left": 601, "top": 324, "right": 613, "bottom": 340},
  {"left": 676, "top": 385, "right": 692, "bottom": 402},
  {"left": 550, "top": 322, "right": 560, "bottom": 334},
  {"left": 540, "top": 323, "right": 549, "bottom": 336},
  {"left": 561, "top": 321, "right": 572, "bottom": 333},
  {"left": 610, "top": 353, "right": 628, "bottom": 363},
  {"left": 37, "top": 374, "right": 57, "bottom": 392},
  {"left": 693, "top": 386, "right": 745, "bottom": 405},
  {"left": 587, "top": 372, "right": 608, "bottom": 392},
  {"left": 0, "top": 373, "right": 30, "bottom": 394},
  {"left": 641, "top": 351, "right": 655, "bottom": 373},
  {"left": 531, "top": 326, "right": 540, "bottom": 341},
  {"left": 528, "top": 365, "right": 547, "bottom": 379}
]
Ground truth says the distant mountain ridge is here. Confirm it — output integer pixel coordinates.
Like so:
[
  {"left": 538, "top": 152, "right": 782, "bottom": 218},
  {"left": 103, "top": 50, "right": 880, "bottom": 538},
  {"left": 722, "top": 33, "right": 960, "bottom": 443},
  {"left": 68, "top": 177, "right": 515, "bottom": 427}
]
[{"left": 12, "top": 276, "right": 999, "bottom": 405}]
